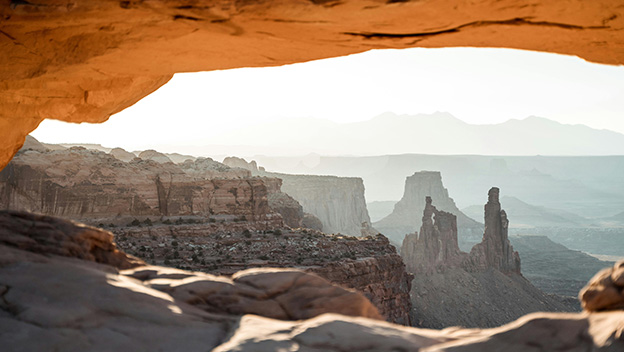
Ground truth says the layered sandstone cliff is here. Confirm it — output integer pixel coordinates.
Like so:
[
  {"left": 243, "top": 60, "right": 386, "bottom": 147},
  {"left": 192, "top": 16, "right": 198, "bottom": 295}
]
[
  {"left": 0, "top": 145, "right": 279, "bottom": 225},
  {"left": 376, "top": 171, "right": 482, "bottom": 246},
  {"left": 260, "top": 171, "right": 377, "bottom": 237},
  {"left": 114, "top": 224, "right": 412, "bottom": 325},
  {"left": 401, "top": 188, "right": 571, "bottom": 328},
  {"left": 1, "top": 210, "right": 624, "bottom": 351}
]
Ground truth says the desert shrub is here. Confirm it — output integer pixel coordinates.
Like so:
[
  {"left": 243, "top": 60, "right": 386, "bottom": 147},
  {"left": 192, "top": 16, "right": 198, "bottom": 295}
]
[
  {"left": 129, "top": 218, "right": 140, "bottom": 227},
  {"left": 143, "top": 218, "right": 152, "bottom": 226},
  {"left": 273, "top": 229, "right": 282, "bottom": 236},
  {"left": 258, "top": 255, "right": 269, "bottom": 260},
  {"left": 163, "top": 219, "right": 172, "bottom": 225},
  {"left": 242, "top": 229, "right": 252, "bottom": 238}
]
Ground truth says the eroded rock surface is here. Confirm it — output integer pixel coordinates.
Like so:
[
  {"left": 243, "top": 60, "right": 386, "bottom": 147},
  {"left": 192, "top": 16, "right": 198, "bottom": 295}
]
[
  {"left": 0, "top": 145, "right": 279, "bottom": 225},
  {"left": 580, "top": 260, "right": 624, "bottom": 312},
  {"left": 260, "top": 171, "right": 377, "bottom": 237},
  {"left": 114, "top": 225, "right": 412, "bottom": 325},
  {"left": 376, "top": 171, "right": 483, "bottom": 246},
  {"left": 1, "top": 210, "right": 624, "bottom": 351},
  {"left": 466, "top": 187, "right": 521, "bottom": 274},
  {"left": 2, "top": 0, "right": 624, "bottom": 170},
  {"left": 401, "top": 196, "right": 465, "bottom": 274},
  {"left": 401, "top": 189, "right": 571, "bottom": 328}
]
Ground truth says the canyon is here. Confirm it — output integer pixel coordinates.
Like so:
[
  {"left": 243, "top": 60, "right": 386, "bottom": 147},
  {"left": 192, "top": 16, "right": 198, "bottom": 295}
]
[
  {"left": 0, "top": 141, "right": 411, "bottom": 325},
  {"left": 1, "top": 1, "right": 624, "bottom": 350},
  {"left": 401, "top": 188, "right": 574, "bottom": 328}
]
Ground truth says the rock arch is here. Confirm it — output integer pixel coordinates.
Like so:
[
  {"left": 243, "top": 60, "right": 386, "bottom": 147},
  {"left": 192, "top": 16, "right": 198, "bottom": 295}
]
[{"left": 1, "top": 0, "right": 623, "bottom": 168}]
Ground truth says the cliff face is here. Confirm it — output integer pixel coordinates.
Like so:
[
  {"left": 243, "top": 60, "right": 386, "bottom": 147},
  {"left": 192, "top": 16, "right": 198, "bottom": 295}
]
[
  {"left": 0, "top": 147, "right": 278, "bottom": 224},
  {"left": 375, "top": 171, "right": 482, "bottom": 245},
  {"left": 114, "top": 225, "right": 412, "bottom": 325},
  {"left": 260, "top": 177, "right": 308, "bottom": 229},
  {"left": 401, "top": 188, "right": 571, "bottom": 328},
  {"left": 262, "top": 172, "right": 377, "bottom": 237}
]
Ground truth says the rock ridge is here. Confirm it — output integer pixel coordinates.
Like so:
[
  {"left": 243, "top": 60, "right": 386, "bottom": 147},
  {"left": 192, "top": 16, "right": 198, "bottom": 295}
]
[{"left": 114, "top": 224, "right": 412, "bottom": 325}]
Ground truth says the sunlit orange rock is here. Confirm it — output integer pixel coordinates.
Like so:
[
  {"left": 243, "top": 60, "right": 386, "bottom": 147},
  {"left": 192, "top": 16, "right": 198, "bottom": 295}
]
[{"left": 1, "top": 0, "right": 623, "bottom": 169}]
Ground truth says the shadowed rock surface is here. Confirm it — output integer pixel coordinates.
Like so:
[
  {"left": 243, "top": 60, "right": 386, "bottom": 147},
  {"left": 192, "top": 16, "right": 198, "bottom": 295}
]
[
  {"left": 581, "top": 260, "right": 624, "bottom": 312},
  {"left": 2, "top": 0, "right": 624, "bottom": 170},
  {"left": 1, "top": 210, "right": 624, "bottom": 351},
  {"left": 465, "top": 188, "right": 521, "bottom": 274},
  {"left": 376, "top": 171, "right": 483, "bottom": 246},
  {"left": 114, "top": 225, "right": 412, "bottom": 325},
  {"left": 402, "top": 189, "right": 572, "bottom": 328},
  {"left": 258, "top": 171, "right": 377, "bottom": 237}
]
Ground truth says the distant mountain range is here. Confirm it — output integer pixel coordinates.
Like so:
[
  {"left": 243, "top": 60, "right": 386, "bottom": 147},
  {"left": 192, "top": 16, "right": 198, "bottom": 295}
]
[{"left": 206, "top": 112, "right": 624, "bottom": 156}]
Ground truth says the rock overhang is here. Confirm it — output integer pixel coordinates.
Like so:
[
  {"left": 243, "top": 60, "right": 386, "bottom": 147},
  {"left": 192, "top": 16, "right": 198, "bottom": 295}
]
[{"left": 1, "top": 0, "right": 623, "bottom": 169}]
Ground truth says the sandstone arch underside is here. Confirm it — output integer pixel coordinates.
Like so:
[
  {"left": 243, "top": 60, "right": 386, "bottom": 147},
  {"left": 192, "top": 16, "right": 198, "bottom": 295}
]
[{"left": 1, "top": 0, "right": 623, "bottom": 168}]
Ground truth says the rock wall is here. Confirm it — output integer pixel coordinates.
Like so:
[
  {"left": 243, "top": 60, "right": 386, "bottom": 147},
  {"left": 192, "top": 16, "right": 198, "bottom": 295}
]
[
  {"left": 260, "top": 176, "right": 307, "bottom": 229},
  {"left": 114, "top": 225, "right": 412, "bottom": 325},
  {"left": 376, "top": 171, "right": 482, "bottom": 245},
  {"left": 261, "top": 171, "right": 377, "bottom": 237},
  {"left": 0, "top": 145, "right": 279, "bottom": 224},
  {"left": 2, "top": 210, "right": 624, "bottom": 351}
]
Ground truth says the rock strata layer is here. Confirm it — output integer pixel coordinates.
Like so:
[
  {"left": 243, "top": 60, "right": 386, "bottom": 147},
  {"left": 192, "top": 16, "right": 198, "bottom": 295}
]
[
  {"left": 1, "top": 210, "right": 624, "bottom": 351},
  {"left": 259, "top": 171, "right": 377, "bottom": 237},
  {"left": 114, "top": 225, "right": 412, "bottom": 325},
  {"left": 0, "top": 144, "right": 288, "bottom": 227}
]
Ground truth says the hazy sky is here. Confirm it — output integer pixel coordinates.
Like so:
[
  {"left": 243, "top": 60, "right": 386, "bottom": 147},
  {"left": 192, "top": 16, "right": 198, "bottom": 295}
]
[{"left": 32, "top": 47, "right": 624, "bottom": 154}]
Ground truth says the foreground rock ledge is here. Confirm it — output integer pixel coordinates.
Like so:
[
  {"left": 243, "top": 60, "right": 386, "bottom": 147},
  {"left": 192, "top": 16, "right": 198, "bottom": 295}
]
[
  {"left": 1, "top": 210, "right": 623, "bottom": 351},
  {"left": 1, "top": 0, "right": 624, "bottom": 168}
]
